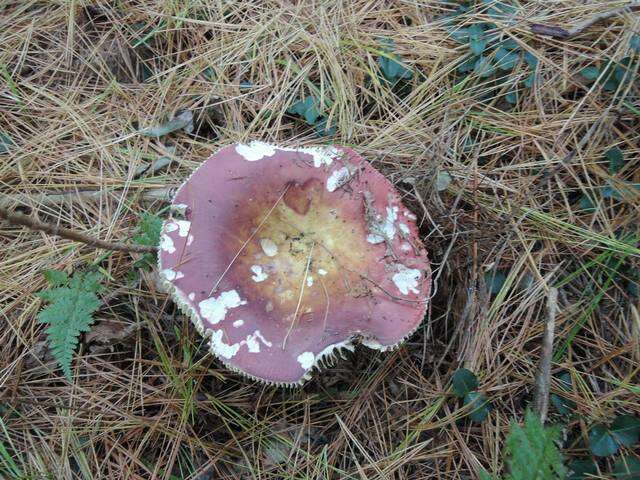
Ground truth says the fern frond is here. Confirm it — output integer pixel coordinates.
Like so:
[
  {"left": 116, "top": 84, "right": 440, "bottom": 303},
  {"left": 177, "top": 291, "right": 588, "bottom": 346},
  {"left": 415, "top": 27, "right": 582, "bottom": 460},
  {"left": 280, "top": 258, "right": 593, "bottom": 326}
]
[
  {"left": 505, "top": 410, "right": 566, "bottom": 480},
  {"left": 133, "top": 213, "right": 163, "bottom": 269},
  {"left": 36, "top": 270, "right": 102, "bottom": 380}
]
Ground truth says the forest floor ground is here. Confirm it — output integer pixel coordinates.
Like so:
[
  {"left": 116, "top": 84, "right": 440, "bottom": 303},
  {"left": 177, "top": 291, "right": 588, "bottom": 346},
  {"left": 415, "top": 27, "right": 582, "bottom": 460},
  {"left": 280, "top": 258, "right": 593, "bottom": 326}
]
[{"left": 0, "top": 1, "right": 639, "bottom": 479}]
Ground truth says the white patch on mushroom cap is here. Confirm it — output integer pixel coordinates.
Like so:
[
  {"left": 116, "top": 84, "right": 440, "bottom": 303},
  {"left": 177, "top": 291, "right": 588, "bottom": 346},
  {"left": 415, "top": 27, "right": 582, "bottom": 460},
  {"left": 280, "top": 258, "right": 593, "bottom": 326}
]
[
  {"left": 367, "top": 206, "right": 399, "bottom": 244},
  {"left": 245, "top": 334, "right": 260, "bottom": 353},
  {"left": 297, "top": 351, "right": 315, "bottom": 370},
  {"left": 260, "top": 238, "right": 278, "bottom": 257},
  {"left": 326, "top": 167, "right": 352, "bottom": 192},
  {"left": 254, "top": 330, "right": 272, "bottom": 347},
  {"left": 398, "top": 223, "right": 410, "bottom": 236},
  {"left": 392, "top": 265, "right": 422, "bottom": 295},
  {"left": 360, "top": 337, "right": 384, "bottom": 349},
  {"left": 404, "top": 211, "right": 417, "bottom": 220},
  {"left": 318, "top": 268, "right": 327, "bottom": 276},
  {"left": 233, "top": 319, "right": 244, "bottom": 328},
  {"left": 244, "top": 330, "right": 272, "bottom": 353},
  {"left": 209, "top": 327, "right": 273, "bottom": 359},
  {"left": 171, "top": 203, "right": 189, "bottom": 215},
  {"left": 236, "top": 141, "right": 276, "bottom": 161},
  {"left": 277, "top": 145, "right": 338, "bottom": 167},
  {"left": 306, "top": 276, "right": 314, "bottom": 287},
  {"left": 401, "top": 243, "right": 412, "bottom": 252},
  {"left": 162, "top": 269, "right": 184, "bottom": 281},
  {"left": 159, "top": 234, "right": 176, "bottom": 253},
  {"left": 188, "top": 292, "right": 195, "bottom": 301},
  {"left": 199, "top": 290, "right": 247, "bottom": 325},
  {"left": 187, "top": 234, "right": 194, "bottom": 246},
  {"left": 209, "top": 329, "right": 241, "bottom": 359},
  {"left": 250, "top": 265, "right": 268, "bottom": 282},
  {"left": 307, "top": 146, "right": 340, "bottom": 167},
  {"left": 174, "top": 220, "right": 191, "bottom": 237},
  {"left": 234, "top": 143, "right": 339, "bottom": 168}
]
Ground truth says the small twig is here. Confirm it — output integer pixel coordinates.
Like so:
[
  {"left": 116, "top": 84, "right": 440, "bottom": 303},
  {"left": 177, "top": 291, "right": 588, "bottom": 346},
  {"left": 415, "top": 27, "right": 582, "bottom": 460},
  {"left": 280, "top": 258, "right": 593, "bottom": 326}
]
[
  {"left": 0, "top": 187, "right": 178, "bottom": 209},
  {"left": 533, "top": 287, "right": 558, "bottom": 423},
  {"left": 0, "top": 206, "right": 156, "bottom": 254},
  {"left": 283, "top": 241, "right": 315, "bottom": 351},
  {"left": 530, "top": 2, "right": 640, "bottom": 39},
  {"left": 133, "top": 145, "right": 178, "bottom": 179}
]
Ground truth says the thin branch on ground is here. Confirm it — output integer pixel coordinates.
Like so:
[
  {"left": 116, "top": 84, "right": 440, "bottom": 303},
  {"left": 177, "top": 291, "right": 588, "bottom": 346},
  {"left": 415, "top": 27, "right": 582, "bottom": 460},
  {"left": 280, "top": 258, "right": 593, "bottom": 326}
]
[
  {"left": 0, "top": 187, "right": 177, "bottom": 209},
  {"left": 530, "top": 2, "right": 640, "bottom": 39},
  {"left": 533, "top": 287, "right": 558, "bottom": 423},
  {"left": 0, "top": 207, "right": 156, "bottom": 254}
]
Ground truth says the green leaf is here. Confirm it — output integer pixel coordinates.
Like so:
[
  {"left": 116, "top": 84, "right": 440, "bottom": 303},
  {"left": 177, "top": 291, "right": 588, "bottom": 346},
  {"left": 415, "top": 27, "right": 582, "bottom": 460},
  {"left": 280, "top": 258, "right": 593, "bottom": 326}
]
[
  {"left": 474, "top": 56, "right": 495, "bottom": 78},
  {"left": 485, "top": 270, "right": 507, "bottom": 294},
  {"left": 0, "top": 132, "right": 13, "bottom": 154},
  {"left": 313, "top": 117, "right": 337, "bottom": 137},
  {"left": 494, "top": 47, "right": 519, "bottom": 71},
  {"left": 613, "top": 456, "right": 640, "bottom": 479},
  {"left": 606, "top": 147, "right": 625, "bottom": 174},
  {"left": 202, "top": 67, "right": 216, "bottom": 80},
  {"left": 611, "top": 415, "right": 640, "bottom": 447},
  {"left": 43, "top": 269, "right": 69, "bottom": 287},
  {"left": 550, "top": 372, "right": 576, "bottom": 415},
  {"left": 602, "top": 185, "right": 624, "bottom": 201},
  {"left": 550, "top": 394, "right": 574, "bottom": 415},
  {"left": 36, "top": 271, "right": 103, "bottom": 380},
  {"left": 523, "top": 51, "right": 538, "bottom": 69},
  {"left": 458, "top": 55, "right": 477, "bottom": 73},
  {"left": 288, "top": 97, "right": 307, "bottom": 116},
  {"left": 377, "top": 38, "right": 413, "bottom": 82},
  {"left": 589, "top": 424, "right": 619, "bottom": 457},
  {"left": 603, "top": 78, "right": 618, "bottom": 92},
  {"left": 469, "top": 24, "right": 488, "bottom": 56},
  {"left": 505, "top": 410, "right": 567, "bottom": 480},
  {"left": 133, "top": 213, "right": 163, "bottom": 269},
  {"left": 578, "top": 194, "right": 596, "bottom": 212},
  {"left": 289, "top": 97, "right": 323, "bottom": 125},
  {"left": 436, "top": 171, "right": 452, "bottom": 191},
  {"left": 498, "top": 38, "right": 520, "bottom": 51},
  {"left": 140, "top": 110, "right": 193, "bottom": 137},
  {"left": 479, "top": 471, "right": 494, "bottom": 480},
  {"left": 470, "top": 37, "right": 488, "bottom": 56},
  {"left": 449, "top": 27, "right": 470, "bottom": 43},
  {"left": 452, "top": 368, "right": 478, "bottom": 397},
  {"left": 567, "top": 458, "right": 599, "bottom": 480},
  {"left": 614, "top": 63, "right": 629, "bottom": 83},
  {"left": 580, "top": 66, "right": 600, "bottom": 81},
  {"left": 464, "top": 391, "right": 490, "bottom": 422},
  {"left": 631, "top": 34, "right": 640, "bottom": 53},
  {"left": 505, "top": 90, "right": 518, "bottom": 104},
  {"left": 523, "top": 72, "right": 535, "bottom": 88}
]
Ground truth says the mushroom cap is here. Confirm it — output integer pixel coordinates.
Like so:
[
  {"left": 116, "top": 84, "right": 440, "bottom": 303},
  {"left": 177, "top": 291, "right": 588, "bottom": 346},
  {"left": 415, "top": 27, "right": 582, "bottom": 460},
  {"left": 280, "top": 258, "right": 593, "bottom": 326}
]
[{"left": 158, "top": 142, "right": 431, "bottom": 385}]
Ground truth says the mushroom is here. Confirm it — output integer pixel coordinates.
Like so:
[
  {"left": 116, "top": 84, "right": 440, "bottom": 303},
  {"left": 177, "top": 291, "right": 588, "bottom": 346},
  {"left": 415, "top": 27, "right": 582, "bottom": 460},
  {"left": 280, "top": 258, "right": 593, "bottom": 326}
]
[{"left": 158, "top": 141, "right": 431, "bottom": 385}]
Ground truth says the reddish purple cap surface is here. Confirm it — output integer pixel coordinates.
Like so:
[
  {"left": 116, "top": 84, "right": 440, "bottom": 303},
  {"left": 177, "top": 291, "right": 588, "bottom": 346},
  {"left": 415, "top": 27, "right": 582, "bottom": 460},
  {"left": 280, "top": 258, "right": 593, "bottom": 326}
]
[{"left": 158, "top": 142, "right": 431, "bottom": 385}]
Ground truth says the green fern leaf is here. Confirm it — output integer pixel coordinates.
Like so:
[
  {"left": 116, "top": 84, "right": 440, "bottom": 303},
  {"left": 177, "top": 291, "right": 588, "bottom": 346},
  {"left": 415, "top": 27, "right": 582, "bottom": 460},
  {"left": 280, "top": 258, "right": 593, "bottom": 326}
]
[
  {"left": 36, "top": 270, "right": 103, "bottom": 380},
  {"left": 505, "top": 410, "right": 566, "bottom": 480},
  {"left": 133, "top": 213, "right": 163, "bottom": 269}
]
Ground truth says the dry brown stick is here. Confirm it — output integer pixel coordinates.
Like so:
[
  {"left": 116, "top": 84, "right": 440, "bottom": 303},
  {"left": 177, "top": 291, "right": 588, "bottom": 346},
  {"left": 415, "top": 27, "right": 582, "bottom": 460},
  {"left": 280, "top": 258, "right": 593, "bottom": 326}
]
[
  {"left": 530, "top": 2, "right": 640, "bottom": 39},
  {"left": 533, "top": 287, "right": 558, "bottom": 423},
  {"left": 0, "top": 186, "right": 177, "bottom": 209},
  {"left": 0, "top": 206, "right": 157, "bottom": 254}
]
